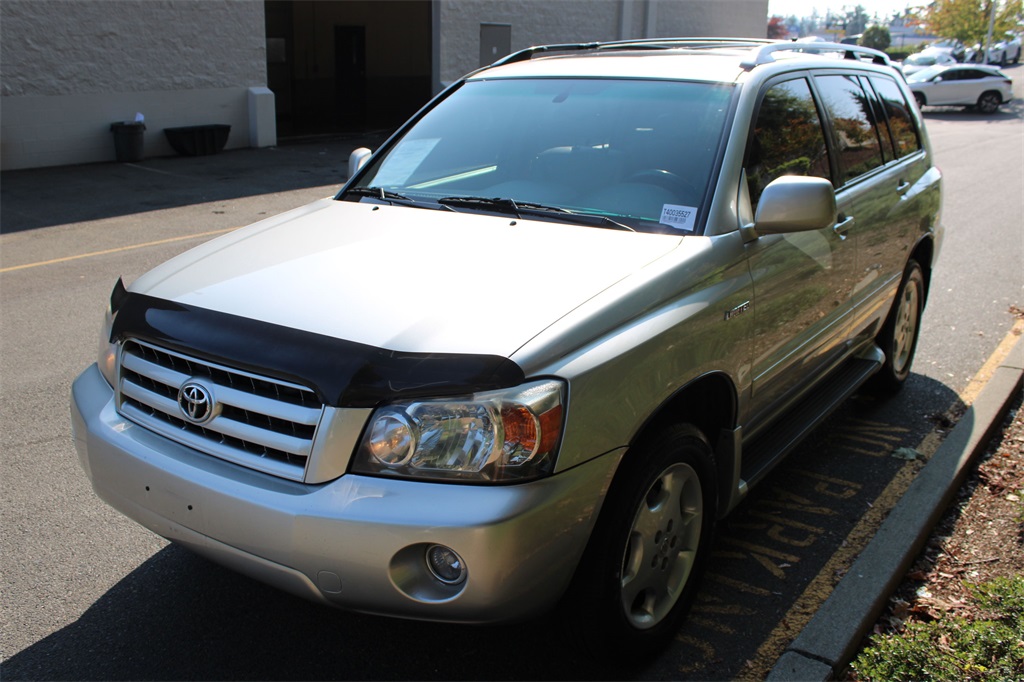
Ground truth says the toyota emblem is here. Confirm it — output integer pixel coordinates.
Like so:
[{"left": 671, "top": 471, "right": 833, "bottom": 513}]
[{"left": 177, "top": 380, "right": 216, "bottom": 424}]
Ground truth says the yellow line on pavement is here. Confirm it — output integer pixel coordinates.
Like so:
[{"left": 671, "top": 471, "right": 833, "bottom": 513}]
[
  {"left": 959, "top": 318, "right": 1024, "bottom": 405},
  {"left": 741, "top": 320, "right": 1024, "bottom": 680},
  {"left": 0, "top": 228, "right": 237, "bottom": 273}
]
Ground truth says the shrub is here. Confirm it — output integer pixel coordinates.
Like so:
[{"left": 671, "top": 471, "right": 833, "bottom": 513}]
[
  {"left": 860, "top": 25, "right": 891, "bottom": 51},
  {"left": 850, "top": 575, "right": 1024, "bottom": 681}
]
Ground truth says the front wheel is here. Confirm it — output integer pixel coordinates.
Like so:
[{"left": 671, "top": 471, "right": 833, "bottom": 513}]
[
  {"left": 868, "top": 260, "right": 925, "bottom": 395},
  {"left": 914, "top": 91, "right": 926, "bottom": 108},
  {"left": 563, "top": 424, "right": 716, "bottom": 660},
  {"left": 977, "top": 91, "right": 1002, "bottom": 114}
]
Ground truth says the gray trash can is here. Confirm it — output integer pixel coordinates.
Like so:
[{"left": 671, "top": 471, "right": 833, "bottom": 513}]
[{"left": 110, "top": 122, "right": 146, "bottom": 162}]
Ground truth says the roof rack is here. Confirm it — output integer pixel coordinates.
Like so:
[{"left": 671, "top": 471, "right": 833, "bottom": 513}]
[
  {"left": 487, "top": 38, "right": 892, "bottom": 73},
  {"left": 491, "top": 37, "right": 775, "bottom": 68},
  {"left": 739, "top": 41, "right": 891, "bottom": 70}
]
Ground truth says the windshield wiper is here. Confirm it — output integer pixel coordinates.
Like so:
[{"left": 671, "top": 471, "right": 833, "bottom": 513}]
[
  {"left": 437, "top": 196, "right": 636, "bottom": 232},
  {"left": 346, "top": 186, "right": 416, "bottom": 204},
  {"left": 437, "top": 196, "right": 526, "bottom": 216}
]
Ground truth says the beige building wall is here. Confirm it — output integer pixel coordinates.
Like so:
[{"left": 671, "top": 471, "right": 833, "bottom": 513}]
[
  {"left": 1, "top": 0, "right": 771, "bottom": 171},
  {"left": 437, "top": 0, "right": 770, "bottom": 85},
  {"left": 1, "top": 0, "right": 271, "bottom": 170}
]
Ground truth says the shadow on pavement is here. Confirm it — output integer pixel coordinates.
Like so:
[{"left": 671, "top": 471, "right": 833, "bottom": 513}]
[
  {"left": 0, "top": 543, "right": 620, "bottom": 681},
  {"left": 0, "top": 133, "right": 389, "bottom": 234}
]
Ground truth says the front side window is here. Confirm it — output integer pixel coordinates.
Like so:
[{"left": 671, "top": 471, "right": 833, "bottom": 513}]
[
  {"left": 347, "top": 78, "right": 735, "bottom": 234},
  {"left": 813, "top": 74, "right": 885, "bottom": 183},
  {"left": 745, "top": 77, "right": 831, "bottom": 208}
]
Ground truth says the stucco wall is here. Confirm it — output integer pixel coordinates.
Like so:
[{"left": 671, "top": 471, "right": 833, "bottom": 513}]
[
  {"left": 1, "top": 0, "right": 269, "bottom": 170},
  {"left": 438, "top": 0, "right": 770, "bottom": 85}
]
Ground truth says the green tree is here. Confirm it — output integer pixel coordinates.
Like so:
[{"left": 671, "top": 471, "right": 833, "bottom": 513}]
[
  {"left": 922, "top": 0, "right": 1022, "bottom": 46},
  {"left": 860, "top": 25, "right": 892, "bottom": 50}
]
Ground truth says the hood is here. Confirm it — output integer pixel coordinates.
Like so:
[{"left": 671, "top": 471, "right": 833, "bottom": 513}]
[{"left": 129, "top": 199, "right": 682, "bottom": 357}]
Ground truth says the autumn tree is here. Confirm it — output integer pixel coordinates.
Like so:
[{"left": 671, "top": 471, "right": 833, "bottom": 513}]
[
  {"left": 921, "top": 0, "right": 1022, "bottom": 46},
  {"left": 767, "top": 16, "right": 788, "bottom": 39}
]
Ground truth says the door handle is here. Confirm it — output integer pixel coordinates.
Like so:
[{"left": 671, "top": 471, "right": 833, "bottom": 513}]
[{"left": 833, "top": 215, "right": 854, "bottom": 241}]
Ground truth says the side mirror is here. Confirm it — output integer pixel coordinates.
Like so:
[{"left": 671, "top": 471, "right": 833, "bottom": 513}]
[
  {"left": 348, "top": 147, "right": 373, "bottom": 178},
  {"left": 753, "top": 176, "right": 836, "bottom": 235}
]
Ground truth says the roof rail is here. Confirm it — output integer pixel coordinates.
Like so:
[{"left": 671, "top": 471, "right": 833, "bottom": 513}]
[
  {"left": 740, "top": 41, "right": 891, "bottom": 70},
  {"left": 491, "top": 37, "right": 775, "bottom": 68}
]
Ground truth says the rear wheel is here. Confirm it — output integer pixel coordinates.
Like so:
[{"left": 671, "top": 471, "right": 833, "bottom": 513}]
[
  {"left": 564, "top": 424, "right": 716, "bottom": 660},
  {"left": 914, "top": 91, "right": 926, "bottom": 108},
  {"left": 977, "top": 91, "right": 1001, "bottom": 114},
  {"left": 868, "top": 260, "right": 924, "bottom": 395}
]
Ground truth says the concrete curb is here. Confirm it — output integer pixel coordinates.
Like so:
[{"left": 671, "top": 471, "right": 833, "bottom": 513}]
[{"left": 767, "top": 335, "right": 1024, "bottom": 681}]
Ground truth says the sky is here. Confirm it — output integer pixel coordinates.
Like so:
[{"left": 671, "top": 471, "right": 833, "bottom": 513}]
[{"left": 767, "top": 1, "right": 917, "bottom": 20}]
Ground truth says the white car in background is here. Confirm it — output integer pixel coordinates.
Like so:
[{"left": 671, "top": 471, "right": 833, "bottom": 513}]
[
  {"left": 901, "top": 49, "right": 958, "bottom": 77},
  {"left": 996, "top": 33, "right": 1021, "bottom": 64},
  {"left": 908, "top": 63, "right": 1014, "bottom": 113},
  {"left": 966, "top": 33, "right": 1021, "bottom": 65},
  {"left": 930, "top": 38, "right": 967, "bottom": 62}
]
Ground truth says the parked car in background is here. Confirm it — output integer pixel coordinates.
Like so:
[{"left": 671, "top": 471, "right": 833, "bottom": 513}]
[
  {"left": 930, "top": 38, "right": 967, "bottom": 62},
  {"left": 907, "top": 63, "right": 1014, "bottom": 113},
  {"left": 996, "top": 33, "right": 1021, "bottom": 64},
  {"left": 901, "top": 49, "right": 958, "bottom": 77},
  {"left": 71, "top": 38, "right": 942, "bottom": 658},
  {"left": 966, "top": 34, "right": 1021, "bottom": 66}
]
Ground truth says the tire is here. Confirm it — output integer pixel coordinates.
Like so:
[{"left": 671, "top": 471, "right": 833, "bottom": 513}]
[
  {"left": 868, "top": 260, "right": 925, "bottom": 395},
  {"left": 977, "top": 91, "right": 1001, "bottom": 114},
  {"left": 563, "top": 424, "right": 716, "bottom": 661},
  {"left": 914, "top": 91, "right": 926, "bottom": 108}
]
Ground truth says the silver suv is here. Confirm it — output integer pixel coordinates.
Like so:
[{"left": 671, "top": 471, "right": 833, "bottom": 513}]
[{"left": 71, "top": 39, "right": 942, "bottom": 656}]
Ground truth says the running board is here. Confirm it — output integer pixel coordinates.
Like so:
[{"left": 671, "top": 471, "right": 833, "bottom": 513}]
[{"left": 739, "top": 346, "right": 884, "bottom": 496}]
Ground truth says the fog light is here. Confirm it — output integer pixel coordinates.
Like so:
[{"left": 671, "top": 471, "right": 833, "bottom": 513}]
[{"left": 425, "top": 545, "right": 467, "bottom": 585}]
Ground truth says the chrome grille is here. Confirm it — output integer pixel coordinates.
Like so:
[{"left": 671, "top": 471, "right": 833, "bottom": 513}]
[{"left": 116, "top": 339, "right": 324, "bottom": 481}]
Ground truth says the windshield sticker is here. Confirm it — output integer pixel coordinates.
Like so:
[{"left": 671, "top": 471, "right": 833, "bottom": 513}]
[
  {"left": 660, "top": 204, "right": 699, "bottom": 232},
  {"left": 372, "top": 138, "right": 440, "bottom": 187}
]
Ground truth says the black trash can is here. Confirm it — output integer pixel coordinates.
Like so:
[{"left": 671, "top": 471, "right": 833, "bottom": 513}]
[{"left": 110, "top": 121, "right": 146, "bottom": 162}]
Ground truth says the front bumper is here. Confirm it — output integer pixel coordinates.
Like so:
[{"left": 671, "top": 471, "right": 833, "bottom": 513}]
[{"left": 71, "top": 364, "right": 622, "bottom": 623}]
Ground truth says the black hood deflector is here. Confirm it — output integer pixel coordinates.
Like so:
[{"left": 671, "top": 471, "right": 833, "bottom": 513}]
[{"left": 110, "top": 292, "right": 526, "bottom": 408}]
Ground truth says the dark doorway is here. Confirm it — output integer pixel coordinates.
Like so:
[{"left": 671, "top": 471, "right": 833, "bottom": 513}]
[
  {"left": 264, "top": 1, "right": 432, "bottom": 139},
  {"left": 335, "top": 26, "right": 367, "bottom": 128}
]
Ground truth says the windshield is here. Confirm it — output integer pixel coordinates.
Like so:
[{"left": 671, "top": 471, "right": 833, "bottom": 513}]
[
  {"left": 345, "top": 78, "right": 734, "bottom": 234},
  {"left": 907, "top": 66, "right": 946, "bottom": 83},
  {"left": 906, "top": 54, "right": 937, "bottom": 66}
]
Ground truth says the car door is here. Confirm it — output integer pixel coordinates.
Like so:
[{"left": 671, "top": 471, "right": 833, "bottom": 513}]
[
  {"left": 810, "top": 73, "right": 907, "bottom": 328},
  {"left": 850, "top": 75, "right": 937, "bottom": 315},
  {"left": 932, "top": 69, "right": 977, "bottom": 105},
  {"left": 742, "top": 75, "right": 858, "bottom": 430}
]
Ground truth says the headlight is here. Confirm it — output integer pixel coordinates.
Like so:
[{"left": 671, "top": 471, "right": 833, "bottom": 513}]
[
  {"left": 353, "top": 379, "right": 565, "bottom": 483},
  {"left": 97, "top": 304, "right": 118, "bottom": 387},
  {"left": 97, "top": 278, "right": 127, "bottom": 388}
]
